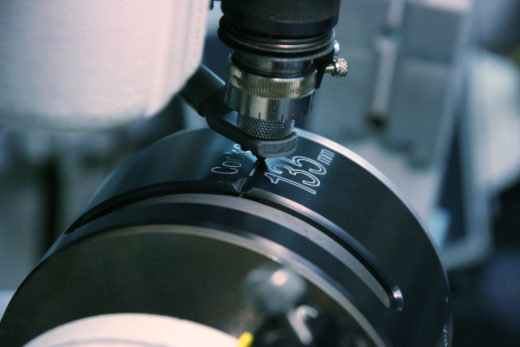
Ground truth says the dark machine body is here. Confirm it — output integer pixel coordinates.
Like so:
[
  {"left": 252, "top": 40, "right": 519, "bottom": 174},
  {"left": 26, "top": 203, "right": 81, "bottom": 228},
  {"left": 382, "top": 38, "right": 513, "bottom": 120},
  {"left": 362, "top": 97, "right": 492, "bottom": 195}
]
[
  {"left": 1, "top": 1, "right": 452, "bottom": 345},
  {"left": 1, "top": 128, "right": 451, "bottom": 346}
]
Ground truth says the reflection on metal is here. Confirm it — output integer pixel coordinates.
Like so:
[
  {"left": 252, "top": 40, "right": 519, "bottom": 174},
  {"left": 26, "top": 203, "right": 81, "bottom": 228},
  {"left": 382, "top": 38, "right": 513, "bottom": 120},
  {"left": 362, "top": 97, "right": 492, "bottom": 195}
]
[{"left": 1, "top": 128, "right": 450, "bottom": 346}]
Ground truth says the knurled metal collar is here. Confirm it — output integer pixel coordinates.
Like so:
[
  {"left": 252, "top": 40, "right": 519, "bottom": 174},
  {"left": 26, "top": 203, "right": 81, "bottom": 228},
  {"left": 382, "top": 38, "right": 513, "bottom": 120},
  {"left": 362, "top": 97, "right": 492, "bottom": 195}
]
[
  {"left": 226, "top": 62, "right": 317, "bottom": 99},
  {"left": 237, "top": 115, "right": 295, "bottom": 139}
]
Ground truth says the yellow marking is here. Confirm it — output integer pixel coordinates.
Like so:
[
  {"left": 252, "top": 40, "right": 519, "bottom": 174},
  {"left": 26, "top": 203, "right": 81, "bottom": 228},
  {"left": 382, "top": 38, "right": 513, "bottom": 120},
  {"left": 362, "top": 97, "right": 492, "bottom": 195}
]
[{"left": 237, "top": 332, "right": 254, "bottom": 347}]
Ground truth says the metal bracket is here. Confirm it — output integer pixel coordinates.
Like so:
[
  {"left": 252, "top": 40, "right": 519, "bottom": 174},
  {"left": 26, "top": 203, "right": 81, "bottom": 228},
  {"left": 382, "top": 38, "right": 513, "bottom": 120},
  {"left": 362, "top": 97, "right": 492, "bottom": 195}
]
[{"left": 180, "top": 65, "right": 297, "bottom": 158}]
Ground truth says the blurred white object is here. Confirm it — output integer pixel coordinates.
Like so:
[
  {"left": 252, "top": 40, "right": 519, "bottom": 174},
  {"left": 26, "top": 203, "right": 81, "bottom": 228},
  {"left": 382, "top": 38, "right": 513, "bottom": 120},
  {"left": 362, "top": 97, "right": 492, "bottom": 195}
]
[
  {"left": 472, "top": 51, "right": 520, "bottom": 194},
  {"left": 25, "top": 313, "right": 237, "bottom": 347},
  {"left": 0, "top": 0, "right": 208, "bottom": 130}
]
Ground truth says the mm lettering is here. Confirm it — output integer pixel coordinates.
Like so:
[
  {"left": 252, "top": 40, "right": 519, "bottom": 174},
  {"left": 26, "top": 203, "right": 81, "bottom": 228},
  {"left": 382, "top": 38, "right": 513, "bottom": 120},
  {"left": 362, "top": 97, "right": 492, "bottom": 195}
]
[{"left": 317, "top": 149, "right": 335, "bottom": 166}]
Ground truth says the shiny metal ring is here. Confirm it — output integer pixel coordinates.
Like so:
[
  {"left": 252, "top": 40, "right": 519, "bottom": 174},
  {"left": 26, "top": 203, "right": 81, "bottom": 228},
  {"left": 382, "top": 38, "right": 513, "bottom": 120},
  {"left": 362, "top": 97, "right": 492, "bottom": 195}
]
[{"left": 226, "top": 62, "right": 317, "bottom": 99}]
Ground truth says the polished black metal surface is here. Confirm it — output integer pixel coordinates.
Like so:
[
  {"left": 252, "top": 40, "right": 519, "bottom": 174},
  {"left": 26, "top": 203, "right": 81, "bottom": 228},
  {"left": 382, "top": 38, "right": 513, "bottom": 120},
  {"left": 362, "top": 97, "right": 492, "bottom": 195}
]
[
  {"left": 220, "top": 0, "right": 341, "bottom": 38},
  {"left": 0, "top": 128, "right": 451, "bottom": 346}
]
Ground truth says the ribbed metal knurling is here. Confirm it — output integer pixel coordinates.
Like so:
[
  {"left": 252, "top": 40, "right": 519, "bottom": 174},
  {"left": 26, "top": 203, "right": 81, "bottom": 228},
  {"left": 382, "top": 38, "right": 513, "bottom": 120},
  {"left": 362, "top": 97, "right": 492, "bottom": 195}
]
[
  {"left": 237, "top": 115, "right": 295, "bottom": 139},
  {"left": 325, "top": 57, "right": 348, "bottom": 78},
  {"left": 334, "top": 57, "right": 348, "bottom": 77},
  {"left": 227, "top": 62, "right": 317, "bottom": 99}
]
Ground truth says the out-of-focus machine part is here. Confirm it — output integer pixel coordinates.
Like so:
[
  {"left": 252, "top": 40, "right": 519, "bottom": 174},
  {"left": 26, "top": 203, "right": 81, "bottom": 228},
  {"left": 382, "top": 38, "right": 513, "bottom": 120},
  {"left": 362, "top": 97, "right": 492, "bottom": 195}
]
[
  {"left": 0, "top": 0, "right": 209, "bottom": 292},
  {"left": 0, "top": 97, "right": 186, "bottom": 293},
  {"left": 0, "top": 0, "right": 208, "bottom": 130},
  {"left": 311, "top": 0, "right": 470, "bottom": 166},
  {"left": 302, "top": 0, "right": 494, "bottom": 270},
  {"left": 25, "top": 314, "right": 238, "bottom": 347},
  {"left": 195, "top": 0, "right": 349, "bottom": 157},
  {"left": 0, "top": 128, "right": 451, "bottom": 346}
]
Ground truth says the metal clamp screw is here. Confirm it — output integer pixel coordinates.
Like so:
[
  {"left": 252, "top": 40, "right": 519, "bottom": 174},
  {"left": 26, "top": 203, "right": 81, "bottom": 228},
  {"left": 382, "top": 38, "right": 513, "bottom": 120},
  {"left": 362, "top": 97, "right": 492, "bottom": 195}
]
[{"left": 325, "top": 57, "right": 349, "bottom": 77}]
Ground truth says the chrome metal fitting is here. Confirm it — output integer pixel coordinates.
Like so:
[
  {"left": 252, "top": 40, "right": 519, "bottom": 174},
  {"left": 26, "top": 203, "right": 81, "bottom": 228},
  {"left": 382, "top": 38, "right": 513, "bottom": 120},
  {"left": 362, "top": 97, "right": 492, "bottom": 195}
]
[
  {"left": 225, "top": 60, "right": 317, "bottom": 122},
  {"left": 224, "top": 58, "right": 318, "bottom": 139},
  {"left": 220, "top": 29, "right": 349, "bottom": 144}
]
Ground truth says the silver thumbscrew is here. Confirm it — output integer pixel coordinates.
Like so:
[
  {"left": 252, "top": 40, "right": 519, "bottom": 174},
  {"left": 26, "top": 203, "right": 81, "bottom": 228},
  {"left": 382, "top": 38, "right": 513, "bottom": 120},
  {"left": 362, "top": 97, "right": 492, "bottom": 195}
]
[{"left": 325, "top": 57, "right": 349, "bottom": 78}]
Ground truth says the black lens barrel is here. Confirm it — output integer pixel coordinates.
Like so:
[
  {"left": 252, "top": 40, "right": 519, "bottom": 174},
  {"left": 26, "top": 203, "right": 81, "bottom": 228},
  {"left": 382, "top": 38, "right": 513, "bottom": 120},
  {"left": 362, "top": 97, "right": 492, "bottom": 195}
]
[{"left": 221, "top": 0, "right": 341, "bottom": 38}]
